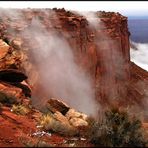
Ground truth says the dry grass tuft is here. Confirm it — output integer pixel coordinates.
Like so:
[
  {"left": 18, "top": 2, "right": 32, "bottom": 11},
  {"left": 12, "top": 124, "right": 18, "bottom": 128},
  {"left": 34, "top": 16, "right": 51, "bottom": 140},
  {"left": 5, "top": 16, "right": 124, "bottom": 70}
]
[
  {"left": 38, "top": 113, "right": 78, "bottom": 136},
  {"left": 12, "top": 104, "right": 30, "bottom": 115}
]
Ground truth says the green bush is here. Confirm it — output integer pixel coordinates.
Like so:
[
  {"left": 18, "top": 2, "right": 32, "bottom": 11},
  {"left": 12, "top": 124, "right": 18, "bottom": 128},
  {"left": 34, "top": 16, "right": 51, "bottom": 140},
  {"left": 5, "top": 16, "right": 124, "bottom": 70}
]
[{"left": 86, "top": 107, "right": 148, "bottom": 147}]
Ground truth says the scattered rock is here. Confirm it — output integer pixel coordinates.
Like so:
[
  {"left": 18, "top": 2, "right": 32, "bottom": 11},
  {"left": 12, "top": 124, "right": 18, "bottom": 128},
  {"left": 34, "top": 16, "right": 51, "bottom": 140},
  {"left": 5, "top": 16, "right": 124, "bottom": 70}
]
[
  {"left": 32, "top": 131, "right": 51, "bottom": 137},
  {"left": 80, "top": 137, "right": 86, "bottom": 141}
]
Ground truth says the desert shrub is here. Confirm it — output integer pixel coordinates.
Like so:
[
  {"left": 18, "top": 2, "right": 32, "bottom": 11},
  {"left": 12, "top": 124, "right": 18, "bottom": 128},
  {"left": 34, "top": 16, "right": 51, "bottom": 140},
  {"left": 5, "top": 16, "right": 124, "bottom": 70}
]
[
  {"left": 38, "top": 114, "right": 78, "bottom": 136},
  {"left": 11, "top": 104, "right": 30, "bottom": 115},
  {"left": 85, "top": 107, "right": 148, "bottom": 147},
  {"left": 0, "top": 91, "right": 17, "bottom": 105}
]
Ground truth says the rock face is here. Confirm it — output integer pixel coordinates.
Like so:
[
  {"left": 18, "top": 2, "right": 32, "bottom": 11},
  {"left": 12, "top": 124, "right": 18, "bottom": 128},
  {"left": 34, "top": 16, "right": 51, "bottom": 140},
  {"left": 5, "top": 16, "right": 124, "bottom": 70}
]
[
  {"left": 128, "top": 62, "right": 148, "bottom": 119},
  {"left": 0, "top": 39, "right": 31, "bottom": 97},
  {"left": 0, "top": 8, "right": 147, "bottom": 111}
]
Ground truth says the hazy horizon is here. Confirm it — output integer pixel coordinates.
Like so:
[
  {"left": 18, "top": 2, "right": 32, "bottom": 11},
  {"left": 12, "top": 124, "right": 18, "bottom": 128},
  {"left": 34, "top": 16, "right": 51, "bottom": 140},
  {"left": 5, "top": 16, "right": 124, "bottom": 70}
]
[{"left": 0, "top": 1, "right": 148, "bottom": 17}]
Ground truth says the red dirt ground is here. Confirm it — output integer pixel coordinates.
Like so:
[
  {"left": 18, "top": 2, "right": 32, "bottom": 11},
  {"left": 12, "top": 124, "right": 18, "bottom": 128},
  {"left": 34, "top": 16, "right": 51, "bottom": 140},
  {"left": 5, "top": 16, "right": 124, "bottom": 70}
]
[{"left": 0, "top": 106, "right": 93, "bottom": 147}]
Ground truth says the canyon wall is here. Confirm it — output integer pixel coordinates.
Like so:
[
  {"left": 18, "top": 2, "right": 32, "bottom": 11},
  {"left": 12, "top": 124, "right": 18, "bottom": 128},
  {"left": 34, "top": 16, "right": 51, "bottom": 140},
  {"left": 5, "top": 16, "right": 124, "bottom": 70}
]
[{"left": 0, "top": 8, "right": 147, "bottom": 114}]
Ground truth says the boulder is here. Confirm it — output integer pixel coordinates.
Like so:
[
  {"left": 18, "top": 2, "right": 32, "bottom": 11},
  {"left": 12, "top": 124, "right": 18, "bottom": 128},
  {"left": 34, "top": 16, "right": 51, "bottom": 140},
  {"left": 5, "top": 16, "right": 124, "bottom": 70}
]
[
  {"left": 69, "top": 117, "right": 88, "bottom": 127},
  {"left": 0, "top": 39, "right": 9, "bottom": 59},
  {"left": 65, "top": 108, "right": 88, "bottom": 121},
  {"left": 46, "top": 98, "right": 70, "bottom": 115},
  {"left": 65, "top": 109, "right": 88, "bottom": 127},
  {"left": 54, "top": 111, "right": 71, "bottom": 127}
]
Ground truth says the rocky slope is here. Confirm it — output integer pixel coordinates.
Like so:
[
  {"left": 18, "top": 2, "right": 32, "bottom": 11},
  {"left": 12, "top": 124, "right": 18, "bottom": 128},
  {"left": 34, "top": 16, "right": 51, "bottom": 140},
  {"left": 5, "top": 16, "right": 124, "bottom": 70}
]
[{"left": 0, "top": 8, "right": 147, "bottom": 146}]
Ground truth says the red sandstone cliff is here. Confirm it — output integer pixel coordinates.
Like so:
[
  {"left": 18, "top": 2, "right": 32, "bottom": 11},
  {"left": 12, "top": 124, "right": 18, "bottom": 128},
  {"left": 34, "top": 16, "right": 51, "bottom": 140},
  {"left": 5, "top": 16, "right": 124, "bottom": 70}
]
[{"left": 0, "top": 8, "right": 147, "bottom": 109}]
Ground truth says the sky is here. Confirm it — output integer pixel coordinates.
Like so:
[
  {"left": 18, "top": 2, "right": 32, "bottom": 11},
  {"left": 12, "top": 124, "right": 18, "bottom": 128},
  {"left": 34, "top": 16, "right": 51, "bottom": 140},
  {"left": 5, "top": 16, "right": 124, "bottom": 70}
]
[{"left": 0, "top": 1, "right": 148, "bottom": 17}]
